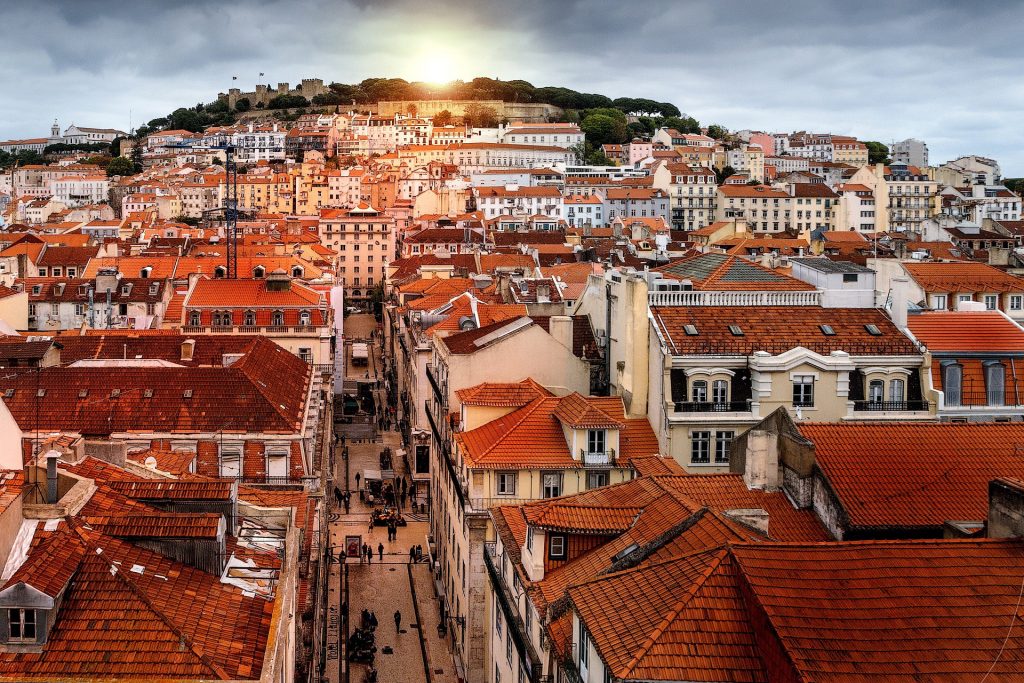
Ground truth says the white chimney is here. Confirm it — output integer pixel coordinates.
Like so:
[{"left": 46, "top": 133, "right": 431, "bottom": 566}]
[
  {"left": 548, "top": 315, "right": 574, "bottom": 352},
  {"left": 890, "top": 276, "right": 909, "bottom": 329},
  {"left": 180, "top": 338, "right": 195, "bottom": 362},
  {"left": 743, "top": 430, "right": 779, "bottom": 491}
]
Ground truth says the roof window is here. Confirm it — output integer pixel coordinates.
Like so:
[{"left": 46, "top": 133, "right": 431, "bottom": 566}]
[
  {"left": 864, "top": 324, "right": 882, "bottom": 336},
  {"left": 110, "top": 389, "right": 121, "bottom": 398},
  {"left": 78, "top": 389, "right": 88, "bottom": 398},
  {"left": 820, "top": 324, "right": 836, "bottom": 336},
  {"left": 183, "top": 389, "right": 193, "bottom": 399},
  {"left": 143, "top": 389, "right": 154, "bottom": 398},
  {"left": 2, "top": 390, "right": 12, "bottom": 399},
  {"left": 683, "top": 324, "right": 699, "bottom": 336},
  {"left": 728, "top": 325, "right": 745, "bottom": 336},
  {"left": 35, "top": 389, "right": 45, "bottom": 398}
]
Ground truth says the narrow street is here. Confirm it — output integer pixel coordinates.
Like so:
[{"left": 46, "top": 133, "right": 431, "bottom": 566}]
[{"left": 323, "top": 315, "right": 458, "bottom": 683}]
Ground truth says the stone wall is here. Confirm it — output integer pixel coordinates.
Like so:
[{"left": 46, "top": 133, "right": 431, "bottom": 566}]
[{"left": 376, "top": 99, "right": 562, "bottom": 123}]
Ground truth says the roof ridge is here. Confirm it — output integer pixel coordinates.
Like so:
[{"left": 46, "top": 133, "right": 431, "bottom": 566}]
[
  {"left": 619, "top": 547, "right": 731, "bottom": 678},
  {"left": 66, "top": 517, "right": 230, "bottom": 679}
]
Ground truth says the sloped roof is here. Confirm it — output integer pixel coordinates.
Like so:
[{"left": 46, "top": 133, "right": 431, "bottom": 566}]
[
  {"left": 907, "top": 311, "right": 1024, "bottom": 352},
  {"left": 185, "top": 277, "right": 324, "bottom": 308},
  {"left": 454, "top": 378, "right": 553, "bottom": 407},
  {"left": 904, "top": 261, "right": 1024, "bottom": 293},
  {"left": 800, "top": 422, "right": 1024, "bottom": 530},
  {"left": 653, "top": 253, "right": 814, "bottom": 291}
]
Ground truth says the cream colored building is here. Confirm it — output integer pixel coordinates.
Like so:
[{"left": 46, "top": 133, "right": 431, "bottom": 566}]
[
  {"left": 651, "top": 162, "right": 717, "bottom": 230},
  {"left": 318, "top": 205, "right": 395, "bottom": 299}
]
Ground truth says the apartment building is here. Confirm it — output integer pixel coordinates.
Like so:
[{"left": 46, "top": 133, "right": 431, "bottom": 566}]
[
  {"left": 318, "top": 204, "right": 396, "bottom": 299},
  {"left": 651, "top": 162, "right": 717, "bottom": 230}
]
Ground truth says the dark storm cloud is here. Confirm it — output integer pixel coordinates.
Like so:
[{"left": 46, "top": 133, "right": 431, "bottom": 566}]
[{"left": 3, "top": 0, "right": 1024, "bottom": 173}]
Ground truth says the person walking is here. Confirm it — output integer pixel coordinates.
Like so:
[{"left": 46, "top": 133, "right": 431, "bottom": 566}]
[
  {"left": 378, "top": 542, "right": 384, "bottom": 562},
  {"left": 400, "top": 489, "right": 407, "bottom": 509},
  {"left": 394, "top": 610, "right": 402, "bottom": 632},
  {"left": 409, "top": 546, "right": 416, "bottom": 563},
  {"left": 368, "top": 515, "right": 374, "bottom": 533},
  {"left": 366, "top": 545, "right": 372, "bottom": 564},
  {"left": 355, "top": 471, "right": 361, "bottom": 489}
]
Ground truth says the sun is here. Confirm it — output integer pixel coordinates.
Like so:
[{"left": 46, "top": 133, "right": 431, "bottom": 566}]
[{"left": 409, "top": 49, "right": 460, "bottom": 85}]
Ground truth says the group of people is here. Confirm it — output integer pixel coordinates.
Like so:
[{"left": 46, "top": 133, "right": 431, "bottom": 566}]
[
  {"left": 359, "top": 542, "right": 385, "bottom": 563},
  {"left": 408, "top": 545, "right": 426, "bottom": 563},
  {"left": 333, "top": 487, "right": 352, "bottom": 513}
]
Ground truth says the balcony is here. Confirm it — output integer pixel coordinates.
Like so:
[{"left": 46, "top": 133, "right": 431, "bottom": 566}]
[
  {"left": 484, "top": 542, "right": 545, "bottom": 683},
  {"left": 674, "top": 400, "right": 752, "bottom": 413},
  {"left": 943, "top": 393, "right": 1021, "bottom": 410},
  {"left": 181, "top": 324, "right": 327, "bottom": 336},
  {"left": 853, "top": 400, "right": 931, "bottom": 412},
  {"left": 579, "top": 449, "right": 615, "bottom": 467}
]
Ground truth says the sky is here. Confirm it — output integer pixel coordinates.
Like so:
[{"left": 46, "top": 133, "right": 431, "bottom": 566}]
[{"left": 3, "top": 0, "right": 1024, "bottom": 175}]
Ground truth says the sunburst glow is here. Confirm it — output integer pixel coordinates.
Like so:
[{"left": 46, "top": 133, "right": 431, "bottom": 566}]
[{"left": 407, "top": 48, "right": 461, "bottom": 85}]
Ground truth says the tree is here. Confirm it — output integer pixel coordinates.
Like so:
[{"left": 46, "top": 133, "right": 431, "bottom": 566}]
[
  {"left": 714, "top": 165, "right": 736, "bottom": 185},
  {"left": 581, "top": 113, "right": 627, "bottom": 147},
  {"left": 706, "top": 124, "right": 728, "bottom": 140},
  {"left": 406, "top": 103, "right": 418, "bottom": 117},
  {"left": 463, "top": 103, "right": 499, "bottom": 127},
  {"left": 235, "top": 97, "right": 251, "bottom": 112},
  {"left": 173, "top": 215, "right": 201, "bottom": 226},
  {"left": 267, "top": 94, "right": 309, "bottom": 109},
  {"left": 433, "top": 110, "right": 454, "bottom": 126},
  {"left": 864, "top": 141, "right": 891, "bottom": 165},
  {"left": 661, "top": 116, "right": 701, "bottom": 134},
  {"left": 106, "top": 156, "right": 135, "bottom": 177},
  {"left": 130, "top": 141, "right": 144, "bottom": 172}
]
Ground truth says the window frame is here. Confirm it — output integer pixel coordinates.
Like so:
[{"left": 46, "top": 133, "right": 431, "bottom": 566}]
[
  {"left": 586, "top": 429, "right": 606, "bottom": 455},
  {"left": 8, "top": 608, "right": 36, "bottom": 643},
  {"left": 714, "top": 431, "right": 734, "bottom": 464},
  {"left": 496, "top": 471, "right": 517, "bottom": 496},
  {"left": 548, "top": 534, "right": 566, "bottom": 560},
  {"left": 792, "top": 375, "right": 815, "bottom": 407},
  {"left": 541, "top": 472, "right": 562, "bottom": 498},
  {"left": 690, "top": 431, "right": 711, "bottom": 464}
]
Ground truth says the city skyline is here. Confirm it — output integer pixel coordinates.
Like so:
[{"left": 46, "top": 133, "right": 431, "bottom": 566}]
[{"left": 2, "top": 0, "right": 1023, "bottom": 173}]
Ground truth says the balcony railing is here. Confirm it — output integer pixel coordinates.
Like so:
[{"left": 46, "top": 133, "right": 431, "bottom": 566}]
[
  {"left": 579, "top": 449, "right": 615, "bottom": 467},
  {"left": 853, "top": 400, "right": 931, "bottom": 412},
  {"left": 484, "top": 542, "right": 545, "bottom": 683},
  {"left": 674, "top": 400, "right": 751, "bottom": 413},
  {"left": 649, "top": 290, "right": 822, "bottom": 307},
  {"left": 181, "top": 324, "right": 327, "bottom": 336},
  {"left": 943, "top": 393, "right": 1021, "bottom": 409},
  {"left": 425, "top": 400, "right": 465, "bottom": 508}
]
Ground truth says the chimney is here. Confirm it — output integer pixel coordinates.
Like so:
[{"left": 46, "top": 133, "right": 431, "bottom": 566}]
[
  {"left": 45, "top": 450, "right": 61, "bottom": 504},
  {"left": 548, "top": 315, "right": 573, "bottom": 352},
  {"left": 181, "top": 338, "right": 195, "bottom": 362},
  {"left": 988, "top": 478, "right": 1024, "bottom": 538},
  {"left": 742, "top": 429, "right": 779, "bottom": 490},
  {"left": 890, "top": 276, "right": 909, "bottom": 329}
]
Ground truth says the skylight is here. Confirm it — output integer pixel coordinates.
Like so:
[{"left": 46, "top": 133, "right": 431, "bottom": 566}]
[
  {"left": 728, "top": 325, "right": 744, "bottom": 336},
  {"left": 820, "top": 324, "right": 836, "bottom": 336},
  {"left": 683, "top": 324, "right": 699, "bottom": 336},
  {"left": 865, "top": 324, "right": 882, "bottom": 336}
]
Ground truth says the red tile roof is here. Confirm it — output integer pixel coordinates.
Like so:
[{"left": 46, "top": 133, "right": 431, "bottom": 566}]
[
  {"left": 653, "top": 253, "right": 815, "bottom": 291},
  {"left": 904, "top": 261, "right": 1024, "bottom": 293},
  {"left": 185, "top": 277, "right": 324, "bottom": 308},
  {"left": 653, "top": 306, "right": 918, "bottom": 356},
  {"left": 455, "top": 378, "right": 553, "bottom": 408},
  {"left": 907, "top": 311, "right": 1024, "bottom": 352},
  {"left": 800, "top": 422, "right": 1024, "bottom": 531}
]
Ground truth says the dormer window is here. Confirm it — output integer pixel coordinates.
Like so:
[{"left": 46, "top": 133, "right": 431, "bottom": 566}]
[
  {"left": 244, "top": 310, "right": 256, "bottom": 326},
  {"left": 149, "top": 283, "right": 159, "bottom": 295},
  {"left": 587, "top": 429, "right": 606, "bottom": 455},
  {"left": 291, "top": 266, "right": 303, "bottom": 278},
  {"left": 189, "top": 311, "right": 201, "bottom": 326},
  {"left": 272, "top": 310, "right": 284, "bottom": 326},
  {"left": 214, "top": 266, "right": 226, "bottom": 279},
  {"left": 299, "top": 310, "right": 311, "bottom": 326},
  {"left": 7, "top": 608, "right": 36, "bottom": 642},
  {"left": 140, "top": 267, "right": 152, "bottom": 278},
  {"left": 253, "top": 265, "right": 266, "bottom": 278}
]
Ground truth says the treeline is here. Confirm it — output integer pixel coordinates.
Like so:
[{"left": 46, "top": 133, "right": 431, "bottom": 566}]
[{"left": 310, "top": 77, "right": 681, "bottom": 118}]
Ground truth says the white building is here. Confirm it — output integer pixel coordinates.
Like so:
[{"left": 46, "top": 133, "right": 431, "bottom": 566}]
[
  {"left": 473, "top": 184, "right": 564, "bottom": 220},
  {"left": 499, "top": 123, "right": 583, "bottom": 149},
  {"left": 50, "top": 174, "right": 110, "bottom": 207},
  {"left": 61, "top": 123, "right": 126, "bottom": 145},
  {"left": 891, "top": 138, "right": 929, "bottom": 167},
  {"left": 232, "top": 124, "right": 287, "bottom": 163}
]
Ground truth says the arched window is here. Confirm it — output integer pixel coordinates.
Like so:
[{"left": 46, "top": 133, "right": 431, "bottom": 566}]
[
  {"left": 691, "top": 380, "right": 707, "bottom": 403},
  {"left": 189, "top": 311, "right": 201, "bottom": 326},
  {"left": 299, "top": 310, "right": 311, "bottom": 326},
  {"left": 985, "top": 361, "right": 1006, "bottom": 407},
  {"left": 272, "top": 310, "right": 284, "bottom": 326},
  {"left": 140, "top": 266, "right": 152, "bottom": 278},
  {"left": 868, "top": 379, "right": 884, "bottom": 403},
  {"left": 942, "top": 362, "right": 962, "bottom": 407},
  {"left": 253, "top": 266, "right": 266, "bottom": 278},
  {"left": 244, "top": 310, "right": 256, "bottom": 326},
  {"left": 212, "top": 312, "right": 222, "bottom": 327},
  {"left": 889, "top": 378, "right": 905, "bottom": 404},
  {"left": 214, "top": 266, "right": 226, "bottom": 278},
  {"left": 291, "top": 266, "right": 303, "bottom": 278}
]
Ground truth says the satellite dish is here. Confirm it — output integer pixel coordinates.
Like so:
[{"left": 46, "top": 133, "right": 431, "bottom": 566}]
[{"left": 144, "top": 456, "right": 158, "bottom": 469}]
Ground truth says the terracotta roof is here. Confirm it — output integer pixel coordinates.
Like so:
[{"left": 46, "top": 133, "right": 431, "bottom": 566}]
[
  {"left": 652, "top": 306, "right": 918, "bottom": 356},
  {"left": 904, "top": 261, "right": 1024, "bottom": 293},
  {"left": 454, "top": 378, "right": 553, "bottom": 407},
  {"left": 86, "top": 512, "right": 222, "bottom": 539},
  {"left": 552, "top": 392, "right": 624, "bottom": 428},
  {"left": 653, "top": 253, "right": 815, "bottom": 291},
  {"left": 456, "top": 395, "right": 657, "bottom": 469},
  {"left": 907, "top": 311, "right": 1024, "bottom": 352},
  {"left": 107, "top": 479, "right": 234, "bottom": 501},
  {"left": 185, "top": 277, "right": 324, "bottom": 308},
  {"left": 800, "top": 422, "right": 1024, "bottom": 531}
]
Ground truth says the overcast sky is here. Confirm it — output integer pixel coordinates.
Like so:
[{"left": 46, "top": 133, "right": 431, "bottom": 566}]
[{"left": 3, "top": 0, "right": 1023, "bottom": 174}]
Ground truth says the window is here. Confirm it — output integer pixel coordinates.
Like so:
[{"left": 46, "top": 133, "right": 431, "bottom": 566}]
[
  {"left": 494, "top": 602, "right": 503, "bottom": 639},
  {"left": 691, "top": 379, "right": 708, "bottom": 403},
  {"left": 244, "top": 310, "right": 256, "bottom": 326},
  {"left": 712, "top": 379, "right": 728, "bottom": 406},
  {"left": 587, "top": 471, "right": 608, "bottom": 489},
  {"left": 75, "top": 303, "right": 85, "bottom": 316},
  {"left": 8, "top": 608, "right": 36, "bottom": 642},
  {"left": 932, "top": 294, "right": 947, "bottom": 310},
  {"left": 495, "top": 665, "right": 501, "bottom": 683},
  {"left": 268, "top": 448, "right": 289, "bottom": 479},
  {"left": 889, "top": 378, "right": 905, "bottom": 403},
  {"left": 958, "top": 294, "right": 972, "bottom": 305},
  {"left": 1011, "top": 295, "right": 1023, "bottom": 311},
  {"left": 864, "top": 324, "right": 882, "bottom": 336},
  {"left": 526, "top": 527, "right": 534, "bottom": 551},
  {"left": 272, "top": 310, "right": 284, "bottom": 326},
  {"left": 579, "top": 621, "right": 590, "bottom": 668},
  {"left": 985, "top": 294, "right": 999, "bottom": 310},
  {"left": 542, "top": 472, "right": 562, "bottom": 498},
  {"left": 792, "top": 376, "right": 815, "bottom": 407},
  {"left": 711, "top": 430, "right": 734, "bottom": 464},
  {"left": 820, "top": 324, "right": 836, "bottom": 335},
  {"left": 985, "top": 361, "right": 1006, "bottom": 407},
  {"left": 497, "top": 472, "right": 516, "bottom": 496},
  {"left": 942, "top": 362, "right": 962, "bottom": 407},
  {"left": 549, "top": 534, "right": 566, "bottom": 560},
  {"left": 299, "top": 310, "right": 311, "bottom": 326},
  {"left": 219, "top": 445, "right": 241, "bottom": 478},
  {"left": 587, "top": 429, "right": 606, "bottom": 454},
  {"left": 691, "top": 431, "right": 711, "bottom": 464},
  {"left": 868, "top": 379, "right": 884, "bottom": 403},
  {"left": 189, "top": 311, "right": 201, "bottom": 326}
]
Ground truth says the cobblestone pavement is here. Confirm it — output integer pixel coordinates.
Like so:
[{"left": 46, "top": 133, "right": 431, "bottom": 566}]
[{"left": 324, "top": 319, "right": 458, "bottom": 683}]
